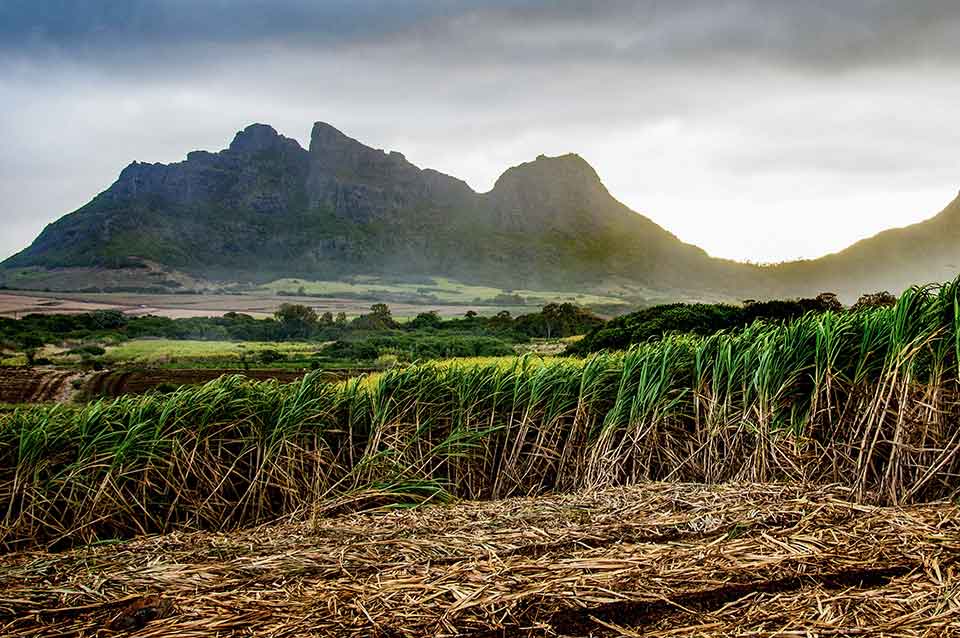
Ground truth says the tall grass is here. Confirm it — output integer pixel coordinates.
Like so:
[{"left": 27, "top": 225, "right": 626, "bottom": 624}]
[{"left": 3, "top": 280, "right": 960, "bottom": 549}]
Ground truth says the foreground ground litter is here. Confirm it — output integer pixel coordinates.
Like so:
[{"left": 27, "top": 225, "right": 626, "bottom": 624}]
[{"left": 2, "top": 482, "right": 958, "bottom": 637}]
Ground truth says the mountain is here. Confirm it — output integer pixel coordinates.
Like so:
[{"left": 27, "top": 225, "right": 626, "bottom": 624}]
[
  {"left": 769, "top": 193, "right": 960, "bottom": 299},
  {"left": 2, "top": 121, "right": 957, "bottom": 302},
  {"left": 1, "top": 122, "right": 760, "bottom": 298}
]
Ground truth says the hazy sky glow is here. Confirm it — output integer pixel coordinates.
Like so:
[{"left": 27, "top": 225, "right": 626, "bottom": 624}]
[{"left": 2, "top": 1, "right": 959, "bottom": 263}]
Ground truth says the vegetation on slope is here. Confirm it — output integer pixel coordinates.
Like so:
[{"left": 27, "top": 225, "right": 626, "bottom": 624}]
[
  {"left": 570, "top": 293, "right": 854, "bottom": 354},
  {"left": 770, "top": 192, "right": 960, "bottom": 299}
]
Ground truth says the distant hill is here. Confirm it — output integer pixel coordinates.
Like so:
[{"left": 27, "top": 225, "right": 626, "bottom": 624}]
[
  {"left": 769, "top": 193, "right": 960, "bottom": 299},
  {"left": 1, "top": 121, "right": 957, "bottom": 302}
]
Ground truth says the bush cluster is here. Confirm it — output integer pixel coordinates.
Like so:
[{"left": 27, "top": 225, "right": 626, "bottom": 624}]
[
  {"left": 571, "top": 294, "right": 864, "bottom": 354},
  {"left": 318, "top": 334, "right": 515, "bottom": 362},
  {"left": 1, "top": 302, "right": 605, "bottom": 357}
]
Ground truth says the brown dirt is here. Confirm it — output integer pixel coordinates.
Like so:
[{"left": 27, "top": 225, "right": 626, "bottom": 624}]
[
  {"left": 0, "top": 367, "right": 369, "bottom": 404},
  {"left": 1, "top": 482, "right": 957, "bottom": 637},
  {"left": 0, "top": 290, "right": 518, "bottom": 319},
  {"left": 0, "top": 367, "right": 86, "bottom": 403},
  {"left": 0, "top": 293, "right": 128, "bottom": 318}
]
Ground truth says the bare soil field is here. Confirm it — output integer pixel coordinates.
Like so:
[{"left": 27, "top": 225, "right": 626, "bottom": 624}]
[
  {"left": 0, "top": 366, "right": 369, "bottom": 403},
  {"left": 82, "top": 367, "right": 369, "bottom": 398},
  {"left": 0, "top": 291, "right": 522, "bottom": 319},
  {"left": 0, "top": 293, "right": 129, "bottom": 319},
  {"left": 2, "top": 482, "right": 957, "bottom": 637},
  {"left": 0, "top": 367, "right": 84, "bottom": 403}
]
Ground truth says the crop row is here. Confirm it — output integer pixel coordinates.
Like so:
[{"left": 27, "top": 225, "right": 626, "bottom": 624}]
[{"left": 2, "top": 280, "right": 959, "bottom": 549}]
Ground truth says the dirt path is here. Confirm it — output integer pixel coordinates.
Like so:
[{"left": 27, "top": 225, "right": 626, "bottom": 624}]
[{"left": 0, "top": 367, "right": 86, "bottom": 403}]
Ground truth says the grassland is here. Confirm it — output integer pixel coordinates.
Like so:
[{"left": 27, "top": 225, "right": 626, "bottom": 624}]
[
  {"left": 0, "top": 353, "right": 24, "bottom": 367},
  {"left": 1, "top": 339, "right": 327, "bottom": 370},
  {"left": 256, "top": 275, "right": 629, "bottom": 308},
  {"left": 100, "top": 339, "right": 323, "bottom": 367}
]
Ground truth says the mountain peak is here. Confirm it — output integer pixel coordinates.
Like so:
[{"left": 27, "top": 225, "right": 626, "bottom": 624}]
[
  {"left": 484, "top": 153, "right": 619, "bottom": 233},
  {"left": 228, "top": 123, "right": 283, "bottom": 153},
  {"left": 535, "top": 151, "right": 591, "bottom": 165},
  {"left": 5, "top": 117, "right": 959, "bottom": 302},
  {"left": 493, "top": 153, "right": 603, "bottom": 191},
  {"left": 309, "top": 121, "right": 360, "bottom": 152},
  {"left": 491, "top": 152, "right": 605, "bottom": 201}
]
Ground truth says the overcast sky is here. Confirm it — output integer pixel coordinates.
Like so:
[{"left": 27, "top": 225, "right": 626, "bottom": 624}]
[{"left": 2, "top": 0, "right": 959, "bottom": 263}]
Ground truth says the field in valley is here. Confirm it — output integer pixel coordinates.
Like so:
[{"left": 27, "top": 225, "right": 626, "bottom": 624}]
[
  {"left": 0, "top": 290, "right": 525, "bottom": 321},
  {"left": 99, "top": 339, "right": 322, "bottom": 366},
  {"left": 0, "top": 366, "right": 336, "bottom": 404},
  {"left": 0, "top": 293, "right": 134, "bottom": 319},
  {"left": 255, "top": 276, "right": 628, "bottom": 306},
  {"left": 0, "top": 273, "right": 639, "bottom": 321},
  {"left": 0, "top": 340, "right": 336, "bottom": 403}
]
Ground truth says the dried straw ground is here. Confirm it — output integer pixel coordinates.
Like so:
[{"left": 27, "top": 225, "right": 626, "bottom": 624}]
[{"left": 2, "top": 482, "right": 958, "bottom": 637}]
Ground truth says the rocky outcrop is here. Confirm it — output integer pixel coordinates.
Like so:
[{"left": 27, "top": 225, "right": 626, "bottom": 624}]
[
  {"left": 0, "top": 120, "right": 769, "bottom": 296},
  {"left": 109, "top": 124, "right": 309, "bottom": 212},
  {"left": 485, "top": 154, "right": 614, "bottom": 232},
  {"left": 306, "top": 122, "right": 476, "bottom": 222}
]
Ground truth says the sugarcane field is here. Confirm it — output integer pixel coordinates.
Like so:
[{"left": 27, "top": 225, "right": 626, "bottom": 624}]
[
  {"left": 3, "top": 281, "right": 960, "bottom": 635},
  {"left": 5, "top": 11, "right": 960, "bottom": 631}
]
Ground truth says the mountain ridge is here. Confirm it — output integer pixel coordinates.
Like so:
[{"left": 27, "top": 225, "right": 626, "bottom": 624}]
[
  {"left": 769, "top": 192, "right": 960, "bottom": 299},
  {"left": 2, "top": 121, "right": 957, "bottom": 302}
]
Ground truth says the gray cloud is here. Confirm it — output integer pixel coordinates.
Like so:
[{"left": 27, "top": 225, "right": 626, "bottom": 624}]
[
  {"left": 0, "top": 1, "right": 536, "bottom": 56},
  {"left": 4, "top": 1, "right": 960, "bottom": 70}
]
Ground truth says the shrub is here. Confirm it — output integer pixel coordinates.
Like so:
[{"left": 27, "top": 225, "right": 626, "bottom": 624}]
[
  {"left": 572, "top": 296, "right": 843, "bottom": 354},
  {"left": 853, "top": 291, "right": 898, "bottom": 310},
  {"left": 318, "top": 340, "right": 379, "bottom": 361},
  {"left": 406, "top": 311, "right": 443, "bottom": 330},
  {"left": 257, "top": 349, "right": 284, "bottom": 364},
  {"left": 67, "top": 344, "right": 107, "bottom": 357}
]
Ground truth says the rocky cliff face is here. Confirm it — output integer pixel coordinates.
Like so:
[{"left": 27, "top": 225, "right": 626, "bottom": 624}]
[
  {"left": 2, "top": 121, "right": 768, "bottom": 295},
  {"left": 485, "top": 154, "right": 615, "bottom": 232},
  {"left": 305, "top": 122, "right": 476, "bottom": 223},
  {"left": 112, "top": 124, "right": 309, "bottom": 211}
]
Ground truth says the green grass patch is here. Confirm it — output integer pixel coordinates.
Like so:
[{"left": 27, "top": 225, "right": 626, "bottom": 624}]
[{"left": 103, "top": 339, "right": 322, "bottom": 366}]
